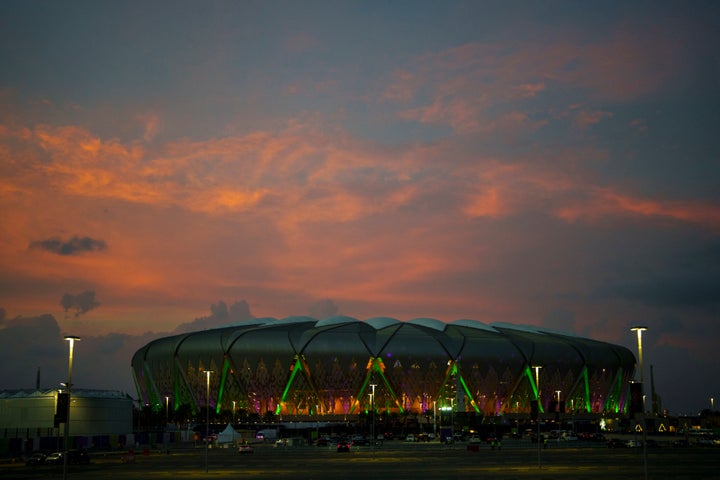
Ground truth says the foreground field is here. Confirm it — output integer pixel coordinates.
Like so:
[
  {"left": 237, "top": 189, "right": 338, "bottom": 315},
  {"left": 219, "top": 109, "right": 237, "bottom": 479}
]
[{"left": 2, "top": 439, "right": 719, "bottom": 480}]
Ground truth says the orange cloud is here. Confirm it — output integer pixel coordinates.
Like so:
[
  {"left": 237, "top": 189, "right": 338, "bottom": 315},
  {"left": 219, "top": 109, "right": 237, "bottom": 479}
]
[
  {"left": 557, "top": 188, "right": 720, "bottom": 230},
  {"left": 384, "top": 25, "right": 687, "bottom": 133}
]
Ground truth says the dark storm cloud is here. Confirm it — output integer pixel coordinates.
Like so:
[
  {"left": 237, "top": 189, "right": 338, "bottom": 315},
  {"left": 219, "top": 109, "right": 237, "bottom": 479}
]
[
  {"left": 60, "top": 290, "right": 100, "bottom": 317},
  {"left": 0, "top": 313, "right": 161, "bottom": 394},
  {"left": 308, "top": 299, "right": 339, "bottom": 319},
  {"left": 174, "top": 300, "right": 254, "bottom": 333},
  {"left": 599, "top": 273, "right": 720, "bottom": 308},
  {"left": 0, "top": 315, "right": 66, "bottom": 389},
  {"left": 30, "top": 235, "right": 107, "bottom": 256},
  {"left": 595, "top": 244, "right": 720, "bottom": 308}
]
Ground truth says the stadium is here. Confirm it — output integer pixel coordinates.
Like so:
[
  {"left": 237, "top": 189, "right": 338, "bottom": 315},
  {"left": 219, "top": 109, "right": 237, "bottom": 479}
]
[{"left": 131, "top": 317, "right": 636, "bottom": 419}]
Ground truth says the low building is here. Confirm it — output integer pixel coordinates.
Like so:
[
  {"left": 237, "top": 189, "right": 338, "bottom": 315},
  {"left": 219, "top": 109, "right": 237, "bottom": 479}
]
[{"left": 0, "top": 388, "right": 133, "bottom": 454}]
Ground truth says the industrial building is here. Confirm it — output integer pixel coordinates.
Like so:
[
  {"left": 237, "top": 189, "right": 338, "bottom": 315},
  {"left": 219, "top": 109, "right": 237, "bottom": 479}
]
[
  {"left": 132, "top": 317, "right": 636, "bottom": 419},
  {"left": 0, "top": 388, "right": 133, "bottom": 453}
]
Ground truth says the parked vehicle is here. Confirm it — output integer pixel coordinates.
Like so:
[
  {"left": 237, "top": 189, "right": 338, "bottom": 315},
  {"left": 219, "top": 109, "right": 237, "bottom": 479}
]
[
  {"left": 67, "top": 450, "right": 90, "bottom": 464},
  {"left": 607, "top": 438, "right": 626, "bottom": 448},
  {"left": 45, "top": 452, "right": 64, "bottom": 465},
  {"left": 238, "top": 444, "right": 254, "bottom": 454},
  {"left": 25, "top": 453, "right": 46, "bottom": 466}
]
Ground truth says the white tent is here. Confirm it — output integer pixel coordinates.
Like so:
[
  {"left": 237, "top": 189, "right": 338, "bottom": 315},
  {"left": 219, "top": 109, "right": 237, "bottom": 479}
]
[{"left": 216, "top": 423, "right": 241, "bottom": 444}]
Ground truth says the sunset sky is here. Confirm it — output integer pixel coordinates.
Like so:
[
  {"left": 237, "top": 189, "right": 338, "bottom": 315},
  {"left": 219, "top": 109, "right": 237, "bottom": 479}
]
[{"left": 1, "top": 1, "right": 718, "bottom": 414}]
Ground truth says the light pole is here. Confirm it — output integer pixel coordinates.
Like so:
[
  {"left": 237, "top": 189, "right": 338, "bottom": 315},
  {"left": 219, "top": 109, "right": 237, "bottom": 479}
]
[
  {"left": 63, "top": 335, "right": 80, "bottom": 480},
  {"left": 450, "top": 398, "right": 455, "bottom": 447},
  {"left": 712, "top": 397, "right": 715, "bottom": 410},
  {"left": 555, "top": 390, "right": 561, "bottom": 417},
  {"left": 165, "top": 396, "right": 170, "bottom": 424},
  {"left": 631, "top": 327, "right": 648, "bottom": 388},
  {"left": 370, "top": 384, "right": 376, "bottom": 455},
  {"left": 631, "top": 326, "right": 648, "bottom": 480},
  {"left": 204, "top": 370, "right": 212, "bottom": 473},
  {"left": 433, "top": 400, "right": 437, "bottom": 439},
  {"left": 532, "top": 365, "right": 542, "bottom": 469}
]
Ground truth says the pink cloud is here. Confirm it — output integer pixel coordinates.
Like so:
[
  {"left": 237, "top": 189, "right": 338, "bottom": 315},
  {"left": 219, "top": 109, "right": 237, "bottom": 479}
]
[
  {"left": 556, "top": 188, "right": 720, "bottom": 230},
  {"left": 384, "top": 25, "right": 687, "bottom": 133},
  {"left": 572, "top": 109, "right": 613, "bottom": 129}
]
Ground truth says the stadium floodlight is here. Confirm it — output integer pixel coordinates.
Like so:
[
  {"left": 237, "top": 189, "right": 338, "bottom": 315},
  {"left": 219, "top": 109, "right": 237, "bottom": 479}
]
[
  {"left": 63, "top": 335, "right": 80, "bottom": 480},
  {"left": 204, "top": 370, "right": 213, "bottom": 473}
]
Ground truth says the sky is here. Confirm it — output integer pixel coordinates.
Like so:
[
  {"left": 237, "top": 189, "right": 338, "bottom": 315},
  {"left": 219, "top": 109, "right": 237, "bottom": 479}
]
[{"left": 0, "top": 0, "right": 718, "bottom": 415}]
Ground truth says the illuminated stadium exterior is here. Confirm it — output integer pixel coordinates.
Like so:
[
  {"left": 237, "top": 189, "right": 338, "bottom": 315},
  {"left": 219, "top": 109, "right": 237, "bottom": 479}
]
[{"left": 131, "top": 317, "right": 636, "bottom": 418}]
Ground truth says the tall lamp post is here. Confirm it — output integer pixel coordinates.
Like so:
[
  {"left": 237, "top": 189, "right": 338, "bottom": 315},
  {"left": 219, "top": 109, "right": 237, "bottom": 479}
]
[
  {"left": 532, "top": 365, "right": 542, "bottom": 469},
  {"left": 631, "top": 326, "right": 648, "bottom": 480},
  {"left": 63, "top": 335, "right": 80, "bottom": 480},
  {"left": 433, "top": 400, "right": 437, "bottom": 438},
  {"left": 631, "top": 326, "right": 648, "bottom": 389},
  {"left": 204, "top": 370, "right": 213, "bottom": 473},
  {"left": 370, "top": 384, "right": 376, "bottom": 456}
]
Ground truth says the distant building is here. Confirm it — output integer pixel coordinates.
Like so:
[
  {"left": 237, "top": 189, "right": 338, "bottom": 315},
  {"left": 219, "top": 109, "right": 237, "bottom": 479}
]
[
  {"left": 0, "top": 388, "right": 133, "bottom": 454},
  {"left": 132, "top": 317, "right": 636, "bottom": 419}
]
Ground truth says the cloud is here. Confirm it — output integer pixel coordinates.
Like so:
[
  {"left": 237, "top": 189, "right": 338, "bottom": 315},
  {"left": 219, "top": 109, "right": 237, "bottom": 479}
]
[
  {"left": 174, "top": 300, "right": 254, "bottom": 333},
  {"left": 137, "top": 112, "right": 160, "bottom": 142},
  {"left": 383, "top": 23, "right": 690, "bottom": 135},
  {"left": 555, "top": 188, "right": 720, "bottom": 230},
  {"left": 0, "top": 313, "right": 162, "bottom": 394},
  {"left": 308, "top": 299, "right": 340, "bottom": 319},
  {"left": 591, "top": 241, "right": 720, "bottom": 310},
  {"left": 30, "top": 235, "right": 107, "bottom": 256},
  {"left": 60, "top": 290, "right": 100, "bottom": 317}
]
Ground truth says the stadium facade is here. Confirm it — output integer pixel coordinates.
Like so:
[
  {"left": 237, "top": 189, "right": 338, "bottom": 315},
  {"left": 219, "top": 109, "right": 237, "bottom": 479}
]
[{"left": 131, "top": 317, "right": 636, "bottom": 418}]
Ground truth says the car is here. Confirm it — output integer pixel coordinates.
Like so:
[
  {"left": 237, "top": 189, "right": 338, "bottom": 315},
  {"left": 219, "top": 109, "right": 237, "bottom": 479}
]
[
  {"left": 67, "top": 449, "right": 90, "bottom": 464},
  {"left": 607, "top": 438, "right": 626, "bottom": 448},
  {"left": 25, "top": 453, "right": 46, "bottom": 466},
  {"left": 238, "top": 444, "right": 254, "bottom": 454},
  {"left": 45, "top": 452, "right": 64, "bottom": 465},
  {"left": 336, "top": 441, "right": 351, "bottom": 452},
  {"left": 626, "top": 440, "right": 642, "bottom": 448}
]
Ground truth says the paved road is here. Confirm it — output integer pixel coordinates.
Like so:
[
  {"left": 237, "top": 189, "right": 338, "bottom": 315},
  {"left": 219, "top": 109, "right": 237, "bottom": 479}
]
[{"left": 3, "top": 441, "right": 720, "bottom": 480}]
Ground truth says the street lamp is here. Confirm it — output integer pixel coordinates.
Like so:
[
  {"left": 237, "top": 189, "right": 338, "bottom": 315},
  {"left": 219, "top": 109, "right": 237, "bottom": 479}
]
[
  {"left": 631, "top": 326, "right": 648, "bottom": 387},
  {"left": 63, "top": 335, "right": 80, "bottom": 480},
  {"left": 204, "top": 370, "right": 213, "bottom": 473},
  {"left": 630, "top": 326, "right": 648, "bottom": 480},
  {"left": 433, "top": 400, "right": 437, "bottom": 438},
  {"left": 370, "top": 384, "right": 376, "bottom": 455},
  {"left": 165, "top": 396, "right": 170, "bottom": 424},
  {"left": 532, "top": 365, "right": 542, "bottom": 469},
  {"left": 450, "top": 398, "right": 455, "bottom": 446}
]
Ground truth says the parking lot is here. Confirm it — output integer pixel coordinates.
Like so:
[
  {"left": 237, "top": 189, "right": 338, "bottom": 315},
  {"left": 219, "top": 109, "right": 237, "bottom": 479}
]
[{"left": 2, "top": 437, "right": 719, "bottom": 480}]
